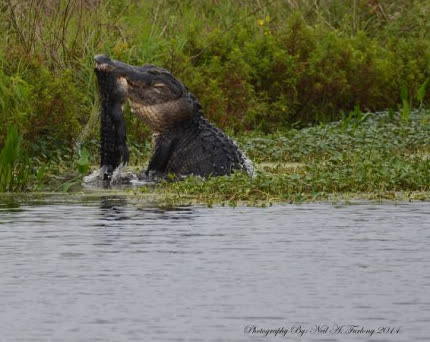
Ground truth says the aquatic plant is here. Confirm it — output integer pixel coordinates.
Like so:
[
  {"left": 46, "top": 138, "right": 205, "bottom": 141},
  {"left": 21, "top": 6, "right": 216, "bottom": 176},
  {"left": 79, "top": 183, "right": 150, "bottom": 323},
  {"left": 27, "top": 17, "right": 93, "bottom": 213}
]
[
  {"left": 76, "top": 147, "right": 89, "bottom": 175},
  {"left": 400, "top": 84, "right": 411, "bottom": 122},
  {"left": 0, "top": 125, "right": 21, "bottom": 191},
  {"left": 151, "top": 110, "right": 430, "bottom": 205},
  {"left": 417, "top": 78, "right": 429, "bottom": 114},
  {"left": 0, "top": 125, "right": 31, "bottom": 192}
]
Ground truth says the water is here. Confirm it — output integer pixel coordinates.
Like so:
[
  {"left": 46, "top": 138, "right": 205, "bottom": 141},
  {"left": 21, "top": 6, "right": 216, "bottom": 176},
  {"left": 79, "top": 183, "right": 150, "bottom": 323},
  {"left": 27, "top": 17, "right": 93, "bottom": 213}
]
[{"left": 0, "top": 197, "right": 429, "bottom": 342}]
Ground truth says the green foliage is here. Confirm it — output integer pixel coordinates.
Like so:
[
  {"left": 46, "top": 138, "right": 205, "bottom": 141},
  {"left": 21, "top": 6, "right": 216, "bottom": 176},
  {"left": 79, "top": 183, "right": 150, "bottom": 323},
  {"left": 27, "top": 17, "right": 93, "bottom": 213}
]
[
  {"left": 340, "top": 105, "right": 370, "bottom": 130},
  {"left": 400, "top": 83, "right": 410, "bottom": 122},
  {"left": 0, "top": 125, "right": 21, "bottom": 191},
  {"left": 154, "top": 110, "right": 430, "bottom": 205},
  {"left": 0, "top": 124, "right": 68, "bottom": 192},
  {"left": 0, "top": 57, "right": 86, "bottom": 146},
  {"left": 0, "top": 125, "right": 34, "bottom": 192},
  {"left": 417, "top": 78, "right": 429, "bottom": 112},
  {"left": 76, "top": 147, "right": 89, "bottom": 175},
  {"left": 239, "top": 110, "right": 430, "bottom": 164}
]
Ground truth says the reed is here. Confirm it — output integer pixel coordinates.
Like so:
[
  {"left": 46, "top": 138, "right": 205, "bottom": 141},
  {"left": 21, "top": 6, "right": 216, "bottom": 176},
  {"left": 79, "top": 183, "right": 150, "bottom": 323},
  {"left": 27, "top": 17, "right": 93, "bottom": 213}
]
[{"left": 0, "top": 125, "right": 22, "bottom": 191}]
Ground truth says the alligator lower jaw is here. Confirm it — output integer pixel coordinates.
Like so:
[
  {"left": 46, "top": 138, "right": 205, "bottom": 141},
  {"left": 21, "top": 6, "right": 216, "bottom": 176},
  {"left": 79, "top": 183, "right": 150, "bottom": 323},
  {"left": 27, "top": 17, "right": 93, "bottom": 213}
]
[{"left": 117, "top": 77, "right": 128, "bottom": 91}]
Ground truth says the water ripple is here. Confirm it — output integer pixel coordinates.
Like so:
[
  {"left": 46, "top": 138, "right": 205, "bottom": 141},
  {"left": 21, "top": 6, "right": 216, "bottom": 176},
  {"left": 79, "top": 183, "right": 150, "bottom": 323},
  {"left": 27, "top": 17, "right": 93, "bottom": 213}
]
[{"left": 0, "top": 198, "right": 429, "bottom": 341}]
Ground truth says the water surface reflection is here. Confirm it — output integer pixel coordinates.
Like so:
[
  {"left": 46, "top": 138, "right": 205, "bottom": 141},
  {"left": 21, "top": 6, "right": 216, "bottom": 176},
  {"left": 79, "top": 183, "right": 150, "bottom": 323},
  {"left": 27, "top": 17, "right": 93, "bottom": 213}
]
[{"left": 0, "top": 198, "right": 429, "bottom": 341}]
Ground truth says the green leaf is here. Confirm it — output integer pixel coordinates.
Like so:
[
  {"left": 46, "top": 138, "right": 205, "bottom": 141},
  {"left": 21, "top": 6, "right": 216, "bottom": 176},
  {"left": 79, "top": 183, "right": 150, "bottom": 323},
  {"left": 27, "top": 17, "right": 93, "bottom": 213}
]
[
  {"left": 0, "top": 125, "right": 22, "bottom": 191},
  {"left": 76, "top": 147, "right": 89, "bottom": 175},
  {"left": 417, "top": 78, "right": 429, "bottom": 103},
  {"left": 400, "top": 83, "right": 409, "bottom": 102}
]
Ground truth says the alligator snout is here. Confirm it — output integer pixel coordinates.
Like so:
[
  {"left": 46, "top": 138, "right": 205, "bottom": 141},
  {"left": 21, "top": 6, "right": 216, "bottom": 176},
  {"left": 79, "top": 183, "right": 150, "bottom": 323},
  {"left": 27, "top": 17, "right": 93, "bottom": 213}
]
[
  {"left": 93, "top": 54, "right": 152, "bottom": 86},
  {"left": 94, "top": 54, "right": 111, "bottom": 65},
  {"left": 94, "top": 54, "right": 115, "bottom": 73}
]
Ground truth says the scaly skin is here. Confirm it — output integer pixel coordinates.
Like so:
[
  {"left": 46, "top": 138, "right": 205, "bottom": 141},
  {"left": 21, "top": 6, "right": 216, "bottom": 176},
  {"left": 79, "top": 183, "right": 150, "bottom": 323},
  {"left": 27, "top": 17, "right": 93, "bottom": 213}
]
[
  {"left": 148, "top": 105, "right": 252, "bottom": 177},
  {"left": 94, "top": 62, "right": 129, "bottom": 180},
  {"left": 93, "top": 55, "right": 253, "bottom": 179}
]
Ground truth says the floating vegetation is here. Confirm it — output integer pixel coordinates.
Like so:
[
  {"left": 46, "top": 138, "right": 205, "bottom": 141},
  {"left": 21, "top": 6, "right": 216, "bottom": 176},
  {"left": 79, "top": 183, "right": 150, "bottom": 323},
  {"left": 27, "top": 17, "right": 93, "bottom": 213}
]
[{"left": 149, "top": 111, "right": 430, "bottom": 206}]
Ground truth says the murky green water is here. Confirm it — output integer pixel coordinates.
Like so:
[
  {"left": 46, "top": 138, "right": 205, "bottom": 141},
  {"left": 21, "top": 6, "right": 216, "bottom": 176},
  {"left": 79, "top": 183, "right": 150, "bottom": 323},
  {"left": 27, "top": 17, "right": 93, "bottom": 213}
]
[{"left": 0, "top": 197, "right": 429, "bottom": 341}]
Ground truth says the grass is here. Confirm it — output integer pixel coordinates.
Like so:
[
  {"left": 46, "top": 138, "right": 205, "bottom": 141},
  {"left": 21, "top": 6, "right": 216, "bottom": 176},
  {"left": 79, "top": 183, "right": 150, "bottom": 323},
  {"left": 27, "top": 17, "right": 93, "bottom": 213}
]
[{"left": 0, "top": 125, "right": 22, "bottom": 191}]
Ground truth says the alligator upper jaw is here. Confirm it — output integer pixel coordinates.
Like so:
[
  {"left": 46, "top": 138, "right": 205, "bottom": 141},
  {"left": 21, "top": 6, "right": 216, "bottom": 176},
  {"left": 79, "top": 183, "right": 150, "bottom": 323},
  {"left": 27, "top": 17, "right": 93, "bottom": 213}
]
[
  {"left": 94, "top": 54, "right": 111, "bottom": 65},
  {"left": 94, "top": 54, "right": 128, "bottom": 69},
  {"left": 94, "top": 54, "right": 129, "bottom": 74},
  {"left": 94, "top": 54, "right": 153, "bottom": 87},
  {"left": 94, "top": 54, "right": 135, "bottom": 75}
]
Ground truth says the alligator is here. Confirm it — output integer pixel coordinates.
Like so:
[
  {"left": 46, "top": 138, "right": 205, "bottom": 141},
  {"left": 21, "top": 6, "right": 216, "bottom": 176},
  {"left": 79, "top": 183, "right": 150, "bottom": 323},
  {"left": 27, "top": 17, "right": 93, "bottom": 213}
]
[{"left": 85, "top": 55, "right": 253, "bottom": 183}]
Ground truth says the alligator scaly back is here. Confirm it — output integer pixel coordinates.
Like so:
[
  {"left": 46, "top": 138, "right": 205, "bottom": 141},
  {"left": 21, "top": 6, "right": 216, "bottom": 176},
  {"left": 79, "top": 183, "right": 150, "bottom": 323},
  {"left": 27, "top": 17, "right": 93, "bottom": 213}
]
[{"left": 159, "top": 94, "right": 254, "bottom": 177}]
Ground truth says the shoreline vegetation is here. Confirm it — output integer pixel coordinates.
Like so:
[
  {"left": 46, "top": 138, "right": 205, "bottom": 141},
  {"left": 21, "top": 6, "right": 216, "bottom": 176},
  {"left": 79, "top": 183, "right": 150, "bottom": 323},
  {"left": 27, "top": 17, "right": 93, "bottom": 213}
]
[
  {"left": 0, "top": 0, "right": 429, "bottom": 205},
  {"left": 2, "top": 110, "right": 429, "bottom": 206}
]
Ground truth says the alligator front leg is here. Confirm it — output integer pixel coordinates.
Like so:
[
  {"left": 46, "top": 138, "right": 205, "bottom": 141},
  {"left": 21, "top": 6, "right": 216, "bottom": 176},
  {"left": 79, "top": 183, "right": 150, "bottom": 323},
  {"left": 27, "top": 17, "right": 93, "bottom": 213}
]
[
  {"left": 110, "top": 101, "right": 129, "bottom": 165},
  {"left": 144, "top": 135, "right": 175, "bottom": 177}
]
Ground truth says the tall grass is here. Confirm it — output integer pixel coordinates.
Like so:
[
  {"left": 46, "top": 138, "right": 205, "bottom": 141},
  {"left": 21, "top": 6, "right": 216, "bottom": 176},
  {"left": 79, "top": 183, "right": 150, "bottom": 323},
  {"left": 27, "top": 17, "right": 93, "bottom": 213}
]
[{"left": 0, "top": 125, "right": 23, "bottom": 191}]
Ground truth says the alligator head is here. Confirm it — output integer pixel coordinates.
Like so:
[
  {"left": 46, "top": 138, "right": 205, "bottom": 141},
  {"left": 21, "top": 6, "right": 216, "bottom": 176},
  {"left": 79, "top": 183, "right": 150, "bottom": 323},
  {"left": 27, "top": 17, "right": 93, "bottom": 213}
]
[{"left": 94, "top": 54, "right": 194, "bottom": 132}]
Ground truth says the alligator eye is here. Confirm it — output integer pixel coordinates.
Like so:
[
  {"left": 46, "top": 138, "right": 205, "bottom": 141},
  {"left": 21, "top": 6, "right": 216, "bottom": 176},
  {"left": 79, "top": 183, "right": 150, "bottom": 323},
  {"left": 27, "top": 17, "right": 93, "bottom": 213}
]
[{"left": 153, "top": 83, "right": 166, "bottom": 88}]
